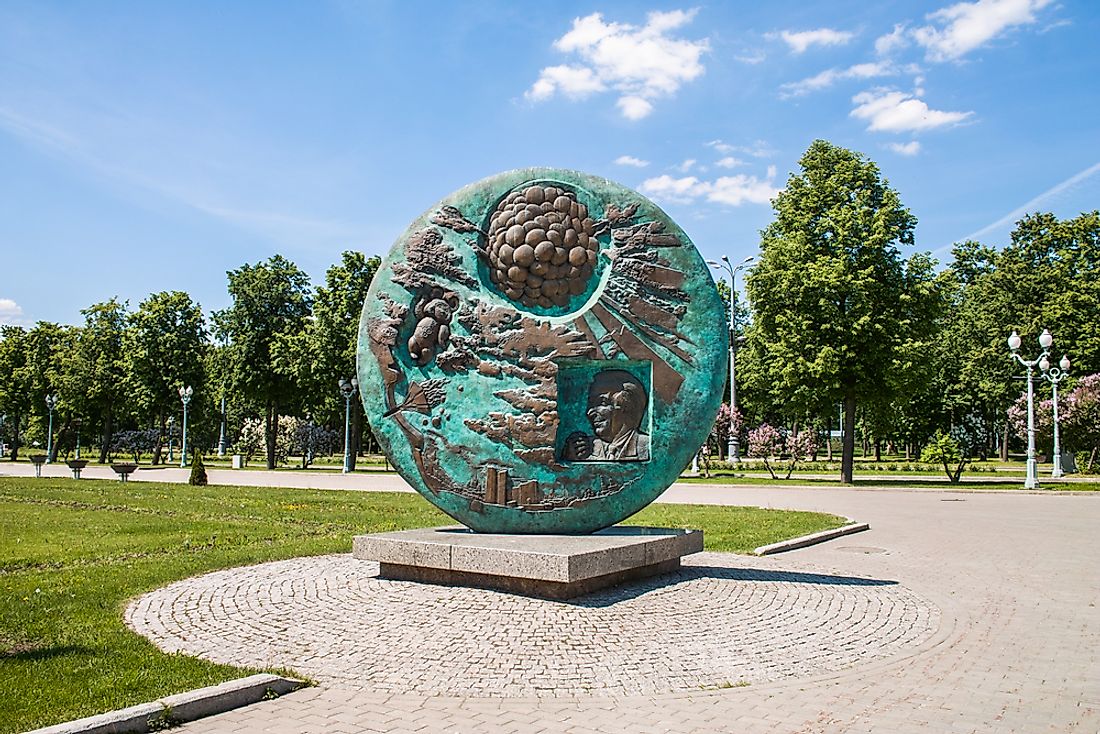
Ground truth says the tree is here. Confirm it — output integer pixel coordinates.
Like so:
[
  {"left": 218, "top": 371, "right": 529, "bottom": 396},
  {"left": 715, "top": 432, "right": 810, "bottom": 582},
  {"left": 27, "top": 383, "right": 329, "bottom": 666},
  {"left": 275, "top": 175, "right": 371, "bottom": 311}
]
[
  {"left": 273, "top": 251, "right": 380, "bottom": 469},
  {"left": 0, "top": 326, "right": 31, "bottom": 460},
  {"left": 215, "top": 255, "right": 312, "bottom": 469},
  {"left": 70, "top": 299, "right": 128, "bottom": 462},
  {"left": 123, "top": 292, "right": 207, "bottom": 463},
  {"left": 746, "top": 140, "right": 925, "bottom": 483}
]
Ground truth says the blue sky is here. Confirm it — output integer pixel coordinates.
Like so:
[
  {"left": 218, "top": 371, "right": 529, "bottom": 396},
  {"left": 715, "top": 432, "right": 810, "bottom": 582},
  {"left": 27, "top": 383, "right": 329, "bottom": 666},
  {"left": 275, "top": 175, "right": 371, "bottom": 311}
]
[{"left": 1, "top": 0, "right": 1098, "bottom": 327}]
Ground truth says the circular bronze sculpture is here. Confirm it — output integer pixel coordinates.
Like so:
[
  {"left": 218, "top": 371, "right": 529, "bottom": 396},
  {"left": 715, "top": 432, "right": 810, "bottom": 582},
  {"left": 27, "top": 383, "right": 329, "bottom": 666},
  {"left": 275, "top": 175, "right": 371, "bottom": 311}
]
[{"left": 357, "top": 168, "right": 727, "bottom": 533}]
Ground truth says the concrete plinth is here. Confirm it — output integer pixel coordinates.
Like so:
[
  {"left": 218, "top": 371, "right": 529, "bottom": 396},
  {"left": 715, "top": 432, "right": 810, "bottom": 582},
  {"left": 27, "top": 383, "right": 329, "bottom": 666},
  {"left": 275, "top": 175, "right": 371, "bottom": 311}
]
[{"left": 353, "top": 526, "right": 702, "bottom": 600}]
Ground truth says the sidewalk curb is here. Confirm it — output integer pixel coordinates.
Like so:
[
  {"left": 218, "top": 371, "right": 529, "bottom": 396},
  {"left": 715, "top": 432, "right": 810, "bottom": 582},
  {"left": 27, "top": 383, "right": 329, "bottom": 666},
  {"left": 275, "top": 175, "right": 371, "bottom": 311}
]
[
  {"left": 754, "top": 522, "right": 870, "bottom": 555},
  {"left": 25, "top": 674, "right": 304, "bottom": 734}
]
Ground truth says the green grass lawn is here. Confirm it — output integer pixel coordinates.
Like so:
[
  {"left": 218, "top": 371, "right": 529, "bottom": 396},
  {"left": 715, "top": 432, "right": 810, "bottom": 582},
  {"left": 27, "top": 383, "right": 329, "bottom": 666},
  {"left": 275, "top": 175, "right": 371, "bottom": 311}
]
[{"left": 0, "top": 477, "right": 845, "bottom": 733}]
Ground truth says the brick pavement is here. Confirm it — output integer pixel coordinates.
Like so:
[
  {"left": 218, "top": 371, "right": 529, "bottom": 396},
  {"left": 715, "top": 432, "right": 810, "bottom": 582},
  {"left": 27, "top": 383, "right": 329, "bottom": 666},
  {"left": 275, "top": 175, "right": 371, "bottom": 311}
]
[
  {"left": 161, "top": 485, "right": 1099, "bottom": 733},
  {"left": 127, "top": 553, "right": 937, "bottom": 697}
]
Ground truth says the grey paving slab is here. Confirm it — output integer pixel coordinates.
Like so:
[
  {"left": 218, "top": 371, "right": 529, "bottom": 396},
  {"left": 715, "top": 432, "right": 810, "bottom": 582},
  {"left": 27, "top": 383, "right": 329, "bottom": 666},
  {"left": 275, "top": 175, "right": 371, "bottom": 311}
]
[{"left": 156, "top": 484, "right": 1099, "bottom": 733}]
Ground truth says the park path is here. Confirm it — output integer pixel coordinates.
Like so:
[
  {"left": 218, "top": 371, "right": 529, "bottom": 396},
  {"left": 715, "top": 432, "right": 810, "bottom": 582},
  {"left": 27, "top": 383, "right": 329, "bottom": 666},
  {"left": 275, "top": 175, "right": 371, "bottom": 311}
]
[
  {"left": 6, "top": 463, "right": 1099, "bottom": 731},
  {"left": 166, "top": 483, "right": 1098, "bottom": 733}
]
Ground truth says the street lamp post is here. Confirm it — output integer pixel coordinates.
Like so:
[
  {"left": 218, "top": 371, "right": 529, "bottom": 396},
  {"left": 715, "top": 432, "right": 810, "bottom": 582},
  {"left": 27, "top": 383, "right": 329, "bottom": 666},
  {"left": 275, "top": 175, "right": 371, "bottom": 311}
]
[
  {"left": 179, "top": 386, "right": 193, "bottom": 467},
  {"left": 339, "top": 377, "right": 359, "bottom": 474},
  {"left": 167, "top": 416, "right": 175, "bottom": 464},
  {"left": 73, "top": 417, "right": 82, "bottom": 460},
  {"left": 1040, "top": 353, "right": 1071, "bottom": 478},
  {"left": 45, "top": 394, "right": 58, "bottom": 463},
  {"left": 1008, "top": 328, "right": 1053, "bottom": 489},
  {"left": 707, "top": 255, "right": 754, "bottom": 462}
]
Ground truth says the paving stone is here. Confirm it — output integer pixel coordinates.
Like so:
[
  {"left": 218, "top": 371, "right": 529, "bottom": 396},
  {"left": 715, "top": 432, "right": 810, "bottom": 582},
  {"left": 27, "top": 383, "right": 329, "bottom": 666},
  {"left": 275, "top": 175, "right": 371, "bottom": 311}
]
[{"left": 151, "top": 485, "right": 1100, "bottom": 733}]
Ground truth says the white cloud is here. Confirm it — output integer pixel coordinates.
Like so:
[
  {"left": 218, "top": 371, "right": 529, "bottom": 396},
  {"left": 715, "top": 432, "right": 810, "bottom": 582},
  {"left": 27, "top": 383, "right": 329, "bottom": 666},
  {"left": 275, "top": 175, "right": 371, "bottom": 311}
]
[
  {"left": 526, "top": 10, "right": 709, "bottom": 120},
  {"left": 614, "top": 155, "right": 650, "bottom": 168},
  {"left": 875, "top": 24, "right": 911, "bottom": 56},
  {"left": 715, "top": 156, "right": 744, "bottom": 168},
  {"left": 780, "top": 61, "right": 896, "bottom": 97},
  {"left": 775, "top": 28, "right": 856, "bottom": 54},
  {"left": 851, "top": 89, "right": 972, "bottom": 132},
  {"left": 617, "top": 95, "right": 654, "bottom": 120},
  {"left": 0, "top": 298, "right": 29, "bottom": 326},
  {"left": 913, "top": 0, "right": 1054, "bottom": 62},
  {"left": 639, "top": 166, "right": 779, "bottom": 207},
  {"left": 708, "top": 139, "right": 775, "bottom": 158},
  {"left": 735, "top": 49, "right": 767, "bottom": 65},
  {"left": 675, "top": 158, "right": 697, "bottom": 173},
  {"left": 525, "top": 65, "right": 606, "bottom": 101},
  {"left": 888, "top": 141, "right": 922, "bottom": 155}
]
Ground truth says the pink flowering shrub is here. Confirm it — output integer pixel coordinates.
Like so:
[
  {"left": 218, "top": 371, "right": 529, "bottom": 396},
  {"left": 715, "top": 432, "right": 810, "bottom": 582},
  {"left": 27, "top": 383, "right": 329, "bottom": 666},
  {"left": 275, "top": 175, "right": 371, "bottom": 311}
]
[{"left": 747, "top": 423, "right": 818, "bottom": 479}]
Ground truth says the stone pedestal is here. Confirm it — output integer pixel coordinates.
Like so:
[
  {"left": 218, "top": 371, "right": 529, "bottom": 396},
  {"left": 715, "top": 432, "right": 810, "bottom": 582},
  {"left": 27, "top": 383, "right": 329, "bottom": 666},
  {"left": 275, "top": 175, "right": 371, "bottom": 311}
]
[{"left": 353, "top": 526, "right": 702, "bottom": 600}]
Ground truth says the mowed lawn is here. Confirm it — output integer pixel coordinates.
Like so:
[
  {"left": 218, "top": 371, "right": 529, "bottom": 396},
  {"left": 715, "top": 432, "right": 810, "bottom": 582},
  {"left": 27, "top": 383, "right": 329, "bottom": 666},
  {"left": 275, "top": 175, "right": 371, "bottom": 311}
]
[{"left": 0, "top": 476, "right": 846, "bottom": 732}]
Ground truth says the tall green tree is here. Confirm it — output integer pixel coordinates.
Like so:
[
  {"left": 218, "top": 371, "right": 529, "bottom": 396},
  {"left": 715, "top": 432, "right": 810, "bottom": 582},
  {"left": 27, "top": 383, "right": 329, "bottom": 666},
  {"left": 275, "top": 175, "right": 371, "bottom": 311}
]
[
  {"left": 215, "top": 255, "right": 312, "bottom": 469},
  {"left": 69, "top": 299, "right": 128, "bottom": 462},
  {"left": 124, "top": 292, "right": 207, "bottom": 463},
  {"left": 0, "top": 326, "right": 31, "bottom": 459},
  {"left": 746, "top": 140, "right": 925, "bottom": 483}
]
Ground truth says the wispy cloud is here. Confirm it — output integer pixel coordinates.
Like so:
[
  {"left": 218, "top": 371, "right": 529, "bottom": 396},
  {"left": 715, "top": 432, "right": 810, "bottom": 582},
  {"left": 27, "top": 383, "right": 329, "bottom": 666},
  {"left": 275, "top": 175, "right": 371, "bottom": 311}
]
[
  {"left": 0, "top": 298, "right": 30, "bottom": 327},
  {"left": 875, "top": 24, "right": 910, "bottom": 56},
  {"left": 850, "top": 89, "right": 972, "bottom": 132},
  {"left": 773, "top": 28, "right": 856, "bottom": 54},
  {"left": 781, "top": 61, "right": 897, "bottom": 98},
  {"left": 526, "top": 9, "right": 709, "bottom": 120},
  {"left": 715, "top": 156, "right": 744, "bottom": 168},
  {"left": 0, "top": 104, "right": 362, "bottom": 252},
  {"left": 913, "top": 0, "right": 1054, "bottom": 62},
  {"left": 707, "top": 139, "right": 774, "bottom": 158},
  {"left": 614, "top": 155, "right": 650, "bottom": 168},
  {"left": 887, "top": 141, "right": 922, "bottom": 156},
  {"left": 639, "top": 166, "right": 779, "bottom": 207},
  {"left": 954, "top": 160, "right": 1100, "bottom": 246},
  {"left": 675, "top": 158, "right": 697, "bottom": 173}
]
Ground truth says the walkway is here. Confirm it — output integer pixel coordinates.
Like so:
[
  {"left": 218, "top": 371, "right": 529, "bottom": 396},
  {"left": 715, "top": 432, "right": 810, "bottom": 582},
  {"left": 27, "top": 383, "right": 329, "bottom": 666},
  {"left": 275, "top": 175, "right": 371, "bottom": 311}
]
[{"left": 110, "top": 478, "right": 1097, "bottom": 732}]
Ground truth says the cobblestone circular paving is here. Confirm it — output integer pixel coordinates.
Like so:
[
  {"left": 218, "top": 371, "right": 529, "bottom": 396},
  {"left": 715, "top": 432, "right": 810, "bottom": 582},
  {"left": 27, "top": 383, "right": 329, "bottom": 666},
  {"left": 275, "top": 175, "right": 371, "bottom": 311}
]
[{"left": 126, "top": 552, "right": 940, "bottom": 697}]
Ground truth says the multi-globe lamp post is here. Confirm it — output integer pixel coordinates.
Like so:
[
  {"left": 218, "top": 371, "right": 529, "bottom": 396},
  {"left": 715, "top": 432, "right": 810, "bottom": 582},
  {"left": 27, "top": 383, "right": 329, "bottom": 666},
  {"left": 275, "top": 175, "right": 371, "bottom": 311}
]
[
  {"left": 339, "top": 377, "right": 359, "bottom": 474},
  {"left": 45, "top": 394, "right": 58, "bottom": 463},
  {"left": 706, "top": 254, "right": 754, "bottom": 462},
  {"left": 179, "top": 385, "right": 193, "bottom": 468},
  {"left": 1039, "top": 353, "right": 1071, "bottom": 478},
  {"left": 1008, "top": 328, "right": 1053, "bottom": 489}
]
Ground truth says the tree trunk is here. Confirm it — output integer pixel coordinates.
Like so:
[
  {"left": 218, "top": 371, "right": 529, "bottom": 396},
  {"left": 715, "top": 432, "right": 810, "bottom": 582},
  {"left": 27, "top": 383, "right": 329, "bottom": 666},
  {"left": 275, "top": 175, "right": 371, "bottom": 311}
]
[
  {"left": 349, "top": 404, "right": 362, "bottom": 471},
  {"left": 825, "top": 432, "right": 833, "bottom": 461},
  {"left": 999, "top": 421, "right": 1010, "bottom": 462},
  {"left": 10, "top": 413, "right": 21, "bottom": 461},
  {"left": 265, "top": 399, "right": 277, "bottom": 470},
  {"left": 99, "top": 405, "right": 113, "bottom": 464},
  {"left": 874, "top": 439, "right": 882, "bottom": 462},
  {"left": 841, "top": 392, "right": 857, "bottom": 483},
  {"left": 153, "top": 414, "right": 164, "bottom": 464}
]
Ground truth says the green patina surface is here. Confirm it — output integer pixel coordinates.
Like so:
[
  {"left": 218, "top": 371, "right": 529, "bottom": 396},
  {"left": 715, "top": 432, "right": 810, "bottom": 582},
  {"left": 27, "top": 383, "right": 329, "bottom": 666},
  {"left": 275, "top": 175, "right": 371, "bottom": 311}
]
[{"left": 357, "top": 168, "right": 727, "bottom": 533}]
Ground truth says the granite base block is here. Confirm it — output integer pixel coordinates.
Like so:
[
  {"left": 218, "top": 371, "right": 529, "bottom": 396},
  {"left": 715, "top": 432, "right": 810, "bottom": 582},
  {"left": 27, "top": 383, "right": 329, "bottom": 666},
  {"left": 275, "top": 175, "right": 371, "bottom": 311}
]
[{"left": 353, "top": 526, "right": 702, "bottom": 600}]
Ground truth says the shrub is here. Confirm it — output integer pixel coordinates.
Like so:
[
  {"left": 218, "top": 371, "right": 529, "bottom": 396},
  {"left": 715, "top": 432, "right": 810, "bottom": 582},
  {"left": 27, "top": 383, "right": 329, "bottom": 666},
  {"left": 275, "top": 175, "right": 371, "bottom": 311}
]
[{"left": 188, "top": 450, "right": 208, "bottom": 486}]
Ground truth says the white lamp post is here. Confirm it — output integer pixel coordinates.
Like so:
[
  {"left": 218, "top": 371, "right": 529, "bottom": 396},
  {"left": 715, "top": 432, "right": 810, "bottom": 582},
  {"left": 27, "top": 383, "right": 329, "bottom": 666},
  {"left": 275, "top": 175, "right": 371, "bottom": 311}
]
[
  {"left": 706, "top": 254, "right": 754, "bottom": 462},
  {"left": 1008, "top": 328, "right": 1052, "bottom": 489},
  {"left": 179, "top": 386, "right": 193, "bottom": 467},
  {"left": 167, "top": 416, "right": 175, "bottom": 463},
  {"left": 339, "top": 377, "right": 359, "bottom": 473},
  {"left": 1040, "top": 354, "right": 1071, "bottom": 478}
]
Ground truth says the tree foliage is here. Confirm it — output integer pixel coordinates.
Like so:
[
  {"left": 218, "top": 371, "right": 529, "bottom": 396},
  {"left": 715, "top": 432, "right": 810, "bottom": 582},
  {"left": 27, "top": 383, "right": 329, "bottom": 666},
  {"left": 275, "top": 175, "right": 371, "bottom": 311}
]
[{"left": 745, "top": 140, "right": 934, "bottom": 482}]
